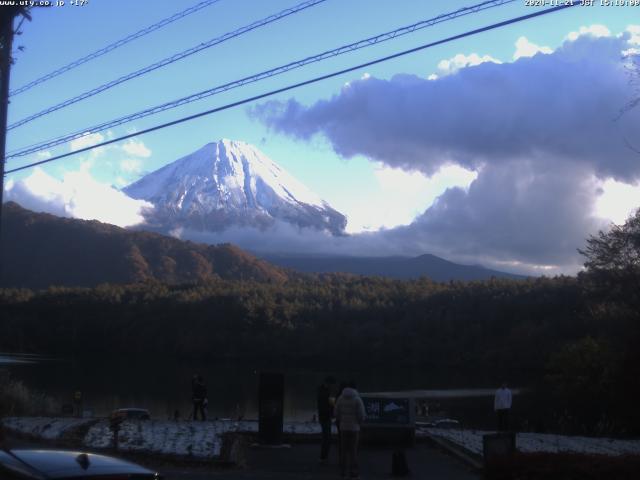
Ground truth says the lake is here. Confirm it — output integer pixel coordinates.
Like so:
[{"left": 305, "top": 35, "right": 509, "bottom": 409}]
[{"left": 2, "top": 353, "right": 523, "bottom": 428}]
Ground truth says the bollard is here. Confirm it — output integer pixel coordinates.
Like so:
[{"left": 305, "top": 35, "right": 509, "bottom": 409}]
[
  {"left": 483, "top": 432, "right": 516, "bottom": 478},
  {"left": 258, "top": 372, "right": 284, "bottom": 445}
]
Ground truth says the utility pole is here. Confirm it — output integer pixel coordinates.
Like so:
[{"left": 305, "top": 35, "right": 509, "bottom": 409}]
[
  {"left": 0, "top": 8, "right": 20, "bottom": 278},
  {"left": 0, "top": 7, "right": 43, "bottom": 284}
]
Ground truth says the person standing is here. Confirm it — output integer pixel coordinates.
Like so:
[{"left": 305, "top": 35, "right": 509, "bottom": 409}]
[
  {"left": 317, "top": 376, "right": 336, "bottom": 463},
  {"left": 192, "top": 374, "right": 208, "bottom": 421},
  {"left": 73, "top": 390, "right": 83, "bottom": 418},
  {"left": 334, "top": 381, "right": 365, "bottom": 479},
  {"left": 494, "top": 383, "right": 512, "bottom": 431}
]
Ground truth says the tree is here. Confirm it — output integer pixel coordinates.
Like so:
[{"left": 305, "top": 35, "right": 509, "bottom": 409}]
[
  {"left": 545, "top": 337, "right": 614, "bottom": 434},
  {"left": 621, "top": 50, "right": 640, "bottom": 123},
  {"left": 580, "top": 209, "right": 640, "bottom": 272},
  {"left": 579, "top": 208, "right": 640, "bottom": 306},
  {"left": 578, "top": 209, "right": 640, "bottom": 433}
]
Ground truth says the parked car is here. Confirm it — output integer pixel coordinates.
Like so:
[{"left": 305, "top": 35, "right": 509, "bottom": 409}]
[
  {"left": 0, "top": 449, "right": 161, "bottom": 479},
  {"left": 110, "top": 408, "right": 151, "bottom": 421},
  {"left": 430, "top": 418, "right": 461, "bottom": 429}
]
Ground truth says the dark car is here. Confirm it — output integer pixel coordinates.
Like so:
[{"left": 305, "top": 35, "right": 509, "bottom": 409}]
[
  {"left": 110, "top": 408, "right": 151, "bottom": 421},
  {"left": 0, "top": 449, "right": 161, "bottom": 479}
]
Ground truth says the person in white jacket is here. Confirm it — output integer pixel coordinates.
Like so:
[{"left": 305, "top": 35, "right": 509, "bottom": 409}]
[
  {"left": 334, "top": 383, "right": 365, "bottom": 479},
  {"left": 494, "top": 383, "right": 512, "bottom": 431}
]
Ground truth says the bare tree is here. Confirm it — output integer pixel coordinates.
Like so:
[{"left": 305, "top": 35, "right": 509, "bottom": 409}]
[{"left": 619, "top": 50, "right": 640, "bottom": 153}]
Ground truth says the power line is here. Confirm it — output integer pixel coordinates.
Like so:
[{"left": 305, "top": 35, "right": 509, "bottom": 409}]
[
  {"left": 7, "top": 0, "right": 517, "bottom": 159},
  {"left": 5, "top": 3, "right": 578, "bottom": 176},
  {"left": 7, "top": 0, "right": 328, "bottom": 131},
  {"left": 9, "top": 0, "right": 223, "bottom": 97}
]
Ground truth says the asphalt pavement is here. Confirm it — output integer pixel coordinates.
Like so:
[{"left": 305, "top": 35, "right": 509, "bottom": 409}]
[
  {"left": 5, "top": 432, "right": 480, "bottom": 479},
  {"left": 159, "top": 442, "right": 480, "bottom": 479}
]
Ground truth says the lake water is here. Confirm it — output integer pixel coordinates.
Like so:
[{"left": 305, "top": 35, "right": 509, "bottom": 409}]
[{"left": 1, "top": 353, "right": 522, "bottom": 428}]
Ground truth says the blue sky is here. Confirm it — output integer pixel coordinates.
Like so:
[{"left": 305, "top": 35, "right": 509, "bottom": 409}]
[{"left": 3, "top": 0, "right": 640, "bottom": 273}]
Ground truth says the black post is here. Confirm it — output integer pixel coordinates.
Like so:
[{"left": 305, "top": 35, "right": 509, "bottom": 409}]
[
  {"left": 258, "top": 372, "right": 284, "bottom": 445},
  {"left": 483, "top": 432, "right": 516, "bottom": 476},
  {"left": 0, "top": 12, "right": 15, "bottom": 277}
]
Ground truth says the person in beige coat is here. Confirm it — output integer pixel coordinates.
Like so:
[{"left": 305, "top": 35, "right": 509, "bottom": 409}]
[{"left": 334, "top": 382, "right": 366, "bottom": 479}]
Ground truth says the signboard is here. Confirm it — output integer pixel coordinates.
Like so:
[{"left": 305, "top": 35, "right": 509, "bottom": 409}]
[{"left": 361, "top": 396, "right": 413, "bottom": 426}]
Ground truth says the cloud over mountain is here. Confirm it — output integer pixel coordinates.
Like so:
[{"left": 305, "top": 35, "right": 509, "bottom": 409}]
[
  {"left": 256, "top": 34, "right": 638, "bottom": 180},
  {"left": 253, "top": 31, "right": 640, "bottom": 272},
  {"left": 4, "top": 133, "right": 155, "bottom": 228},
  {"left": 4, "top": 168, "right": 152, "bottom": 228}
]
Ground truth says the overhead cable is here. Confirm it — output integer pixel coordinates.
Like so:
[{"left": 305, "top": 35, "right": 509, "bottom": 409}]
[
  {"left": 10, "top": 0, "right": 223, "bottom": 97},
  {"left": 8, "top": 0, "right": 516, "bottom": 158},
  {"left": 5, "top": 3, "right": 578, "bottom": 176},
  {"left": 7, "top": 0, "right": 328, "bottom": 130}
]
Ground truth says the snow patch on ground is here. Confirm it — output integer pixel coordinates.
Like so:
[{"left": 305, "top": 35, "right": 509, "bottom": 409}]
[
  {"left": 82, "top": 420, "right": 113, "bottom": 449},
  {"left": 420, "top": 427, "right": 640, "bottom": 457},
  {"left": 1, "top": 417, "right": 94, "bottom": 440},
  {"left": 3, "top": 417, "right": 332, "bottom": 459},
  {"left": 9, "top": 417, "right": 638, "bottom": 459},
  {"left": 112, "top": 420, "right": 221, "bottom": 458}
]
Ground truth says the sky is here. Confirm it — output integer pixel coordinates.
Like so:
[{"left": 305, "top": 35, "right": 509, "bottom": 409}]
[{"left": 2, "top": 0, "right": 640, "bottom": 275}]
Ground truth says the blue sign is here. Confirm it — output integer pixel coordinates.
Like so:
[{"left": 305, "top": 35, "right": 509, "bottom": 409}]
[{"left": 362, "top": 397, "right": 412, "bottom": 425}]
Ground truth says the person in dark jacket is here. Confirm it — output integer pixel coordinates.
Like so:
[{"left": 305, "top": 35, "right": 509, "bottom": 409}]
[
  {"left": 192, "top": 374, "right": 207, "bottom": 421},
  {"left": 317, "top": 376, "right": 336, "bottom": 462}
]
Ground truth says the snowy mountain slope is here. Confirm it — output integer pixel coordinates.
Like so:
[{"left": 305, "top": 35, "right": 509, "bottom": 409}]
[{"left": 124, "top": 139, "right": 347, "bottom": 234}]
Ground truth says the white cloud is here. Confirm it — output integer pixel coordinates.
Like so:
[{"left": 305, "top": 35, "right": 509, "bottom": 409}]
[
  {"left": 4, "top": 167, "right": 153, "bottom": 228},
  {"left": 122, "top": 139, "right": 151, "bottom": 158},
  {"left": 68, "top": 133, "right": 151, "bottom": 165},
  {"left": 342, "top": 164, "right": 473, "bottom": 233},
  {"left": 115, "top": 176, "right": 128, "bottom": 188},
  {"left": 566, "top": 24, "right": 611, "bottom": 42},
  {"left": 342, "top": 164, "right": 477, "bottom": 233},
  {"left": 594, "top": 178, "right": 640, "bottom": 225},
  {"left": 36, "top": 150, "right": 52, "bottom": 159},
  {"left": 436, "top": 53, "right": 501, "bottom": 76},
  {"left": 513, "top": 36, "right": 553, "bottom": 60},
  {"left": 70, "top": 132, "right": 105, "bottom": 152},
  {"left": 120, "top": 158, "right": 142, "bottom": 174},
  {"left": 627, "top": 25, "right": 640, "bottom": 45},
  {"left": 79, "top": 160, "right": 93, "bottom": 173},
  {"left": 258, "top": 34, "right": 639, "bottom": 180},
  {"left": 622, "top": 25, "right": 640, "bottom": 55}
]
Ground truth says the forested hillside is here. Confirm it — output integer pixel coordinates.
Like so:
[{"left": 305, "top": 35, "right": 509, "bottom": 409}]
[
  {"left": 1, "top": 208, "right": 638, "bottom": 434},
  {"left": 0, "top": 202, "right": 289, "bottom": 288}
]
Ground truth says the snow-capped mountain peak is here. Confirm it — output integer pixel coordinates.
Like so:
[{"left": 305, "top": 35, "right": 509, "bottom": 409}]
[{"left": 123, "top": 139, "right": 346, "bottom": 234}]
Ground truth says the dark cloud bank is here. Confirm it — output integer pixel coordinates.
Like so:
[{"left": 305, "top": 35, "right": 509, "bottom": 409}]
[{"left": 245, "top": 33, "right": 640, "bottom": 274}]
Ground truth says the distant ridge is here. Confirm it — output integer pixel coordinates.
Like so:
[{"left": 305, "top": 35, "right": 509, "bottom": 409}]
[
  {"left": 0, "top": 202, "right": 289, "bottom": 289},
  {"left": 260, "top": 253, "right": 526, "bottom": 281},
  {"left": 0, "top": 203, "right": 523, "bottom": 289}
]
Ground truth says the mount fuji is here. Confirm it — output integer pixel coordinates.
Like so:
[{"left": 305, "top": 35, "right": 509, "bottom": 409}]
[{"left": 124, "top": 139, "right": 347, "bottom": 235}]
